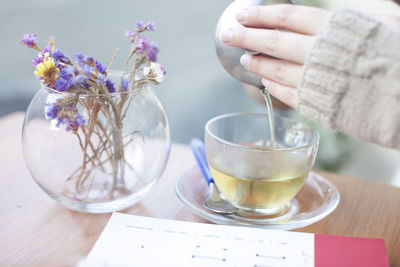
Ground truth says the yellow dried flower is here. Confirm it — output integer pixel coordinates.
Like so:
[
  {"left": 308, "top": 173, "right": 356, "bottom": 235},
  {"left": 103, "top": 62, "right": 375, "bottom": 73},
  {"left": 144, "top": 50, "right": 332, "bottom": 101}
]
[{"left": 34, "top": 53, "right": 59, "bottom": 82}]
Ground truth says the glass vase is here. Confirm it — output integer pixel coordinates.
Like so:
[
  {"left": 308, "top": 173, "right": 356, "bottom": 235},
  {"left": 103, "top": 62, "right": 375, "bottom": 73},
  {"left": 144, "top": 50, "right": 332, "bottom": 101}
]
[{"left": 22, "top": 73, "right": 170, "bottom": 213}]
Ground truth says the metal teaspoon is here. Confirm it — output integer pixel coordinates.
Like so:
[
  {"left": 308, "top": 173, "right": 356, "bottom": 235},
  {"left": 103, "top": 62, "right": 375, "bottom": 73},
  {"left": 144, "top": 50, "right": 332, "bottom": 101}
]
[{"left": 190, "top": 138, "right": 239, "bottom": 214}]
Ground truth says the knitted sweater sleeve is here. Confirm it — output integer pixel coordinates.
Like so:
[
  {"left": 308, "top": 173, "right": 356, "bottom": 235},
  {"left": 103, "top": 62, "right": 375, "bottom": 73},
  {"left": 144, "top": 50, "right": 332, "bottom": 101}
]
[{"left": 297, "top": 9, "right": 400, "bottom": 149}]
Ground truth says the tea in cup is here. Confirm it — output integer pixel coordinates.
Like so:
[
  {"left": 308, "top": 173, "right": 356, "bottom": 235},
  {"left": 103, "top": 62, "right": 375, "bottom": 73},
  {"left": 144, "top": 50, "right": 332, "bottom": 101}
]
[{"left": 205, "top": 113, "right": 319, "bottom": 215}]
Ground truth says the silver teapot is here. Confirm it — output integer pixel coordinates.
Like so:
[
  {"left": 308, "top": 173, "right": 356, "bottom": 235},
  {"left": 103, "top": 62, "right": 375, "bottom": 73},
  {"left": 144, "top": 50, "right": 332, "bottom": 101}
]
[{"left": 215, "top": 0, "right": 293, "bottom": 87}]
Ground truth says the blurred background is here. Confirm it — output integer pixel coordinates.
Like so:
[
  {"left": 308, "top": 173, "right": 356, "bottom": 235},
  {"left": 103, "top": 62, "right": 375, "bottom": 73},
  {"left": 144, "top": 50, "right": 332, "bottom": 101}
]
[{"left": 2, "top": 0, "right": 400, "bottom": 186}]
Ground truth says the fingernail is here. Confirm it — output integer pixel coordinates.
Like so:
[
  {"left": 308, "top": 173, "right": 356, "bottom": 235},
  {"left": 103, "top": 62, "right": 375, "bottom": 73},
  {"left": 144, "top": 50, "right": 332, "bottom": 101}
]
[
  {"left": 237, "top": 8, "right": 248, "bottom": 23},
  {"left": 262, "top": 78, "right": 269, "bottom": 88},
  {"left": 240, "top": 54, "right": 251, "bottom": 69},
  {"left": 221, "top": 28, "right": 233, "bottom": 44}
]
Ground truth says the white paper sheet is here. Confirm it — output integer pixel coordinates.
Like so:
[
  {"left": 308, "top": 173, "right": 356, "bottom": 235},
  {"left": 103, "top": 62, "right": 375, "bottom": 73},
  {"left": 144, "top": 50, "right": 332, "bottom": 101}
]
[{"left": 82, "top": 212, "right": 314, "bottom": 267}]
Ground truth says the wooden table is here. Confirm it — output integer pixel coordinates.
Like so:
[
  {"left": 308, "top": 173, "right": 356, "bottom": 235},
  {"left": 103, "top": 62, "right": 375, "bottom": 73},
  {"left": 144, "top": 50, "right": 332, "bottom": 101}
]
[{"left": 1, "top": 112, "right": 399, "bottom": 266}]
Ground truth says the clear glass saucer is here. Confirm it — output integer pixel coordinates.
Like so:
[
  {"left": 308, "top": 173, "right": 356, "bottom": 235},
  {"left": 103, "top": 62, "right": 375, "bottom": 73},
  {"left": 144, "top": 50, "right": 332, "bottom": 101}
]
[{"left": 175, "top": 166, "right": 340, "bottom": 230}]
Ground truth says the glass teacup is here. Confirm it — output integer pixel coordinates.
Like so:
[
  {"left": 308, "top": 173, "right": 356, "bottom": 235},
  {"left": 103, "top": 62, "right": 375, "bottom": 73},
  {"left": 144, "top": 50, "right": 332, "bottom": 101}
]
[{"left": 205, "top": 113, "right": 319, "bottom": 215}]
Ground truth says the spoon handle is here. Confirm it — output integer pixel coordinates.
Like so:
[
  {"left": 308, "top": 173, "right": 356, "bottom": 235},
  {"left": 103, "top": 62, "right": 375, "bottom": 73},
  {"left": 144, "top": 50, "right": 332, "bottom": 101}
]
[{"left": 189, "top": 138, "right": 213, "bottom": 185}]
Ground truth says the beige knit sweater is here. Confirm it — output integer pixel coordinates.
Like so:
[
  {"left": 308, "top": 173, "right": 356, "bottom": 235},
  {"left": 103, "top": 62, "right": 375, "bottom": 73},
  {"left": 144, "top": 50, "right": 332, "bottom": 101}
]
[{"left": 298, "top": 9, "right": 400, "bottom": 150}]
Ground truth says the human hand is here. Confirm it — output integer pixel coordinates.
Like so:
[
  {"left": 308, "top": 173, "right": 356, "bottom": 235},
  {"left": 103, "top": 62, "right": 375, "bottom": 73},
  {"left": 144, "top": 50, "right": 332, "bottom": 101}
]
[{"left": 220, "top": 4, "right": 331, "bottom": 108}]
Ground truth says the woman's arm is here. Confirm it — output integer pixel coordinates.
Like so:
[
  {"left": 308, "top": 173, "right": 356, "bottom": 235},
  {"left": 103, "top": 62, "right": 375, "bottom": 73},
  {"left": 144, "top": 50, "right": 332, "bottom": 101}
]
[{"left": 221, "top": 4, "right": 400, "bottom": 149}]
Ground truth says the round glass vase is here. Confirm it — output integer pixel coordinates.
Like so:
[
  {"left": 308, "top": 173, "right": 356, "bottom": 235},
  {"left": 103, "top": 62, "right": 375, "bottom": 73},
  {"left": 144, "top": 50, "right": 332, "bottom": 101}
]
[{"left": 22, "top": 74, "right": 170, "bottom": 213}]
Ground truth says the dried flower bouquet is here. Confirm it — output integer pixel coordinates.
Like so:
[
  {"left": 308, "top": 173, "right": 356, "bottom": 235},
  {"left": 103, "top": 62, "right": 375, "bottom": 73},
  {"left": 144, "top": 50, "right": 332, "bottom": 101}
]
[{"left": 21, "top": 22, "right": 166, "bottom": 200}]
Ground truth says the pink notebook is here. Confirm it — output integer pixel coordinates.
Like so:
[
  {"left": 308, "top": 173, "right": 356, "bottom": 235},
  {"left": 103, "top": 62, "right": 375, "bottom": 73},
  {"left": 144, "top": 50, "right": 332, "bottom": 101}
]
[{"left": 315, "top": 234, "right": 389, "bottom": 267}]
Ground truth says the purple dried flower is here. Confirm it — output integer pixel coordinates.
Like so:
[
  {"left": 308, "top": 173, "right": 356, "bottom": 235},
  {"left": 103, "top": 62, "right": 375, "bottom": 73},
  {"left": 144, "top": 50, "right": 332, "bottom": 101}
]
[
  {"left": 105, "top": 79, "right": 116, "bottom": 93},
  {"left": 146, "top": 22, "right": 155, "bottom": 31},
  {"left": 121, "top": 78, "right": 129, "bottom": 91},
  {"left": 82, "top": 81, "right": 90, "bottom": 89},
  {"left": 52, "top": 50, "right": 63, "bottom": 61},
  {"left": 21, "top": 33, "right": 37, "bottom": 48},
  {"left": 29, "top": 42, "right": 53, "bottom": 67},
  {"left": 75, "top": 115, "right": 85, "bottom": 127},
  {"left": 146, "top": 42, "right": 159, "bottom": 62},
  {"left": 63, "top": 65, "right": 76, "bottom": 76},
  {"left": 74, "top": 52, "right": 84, "bottom": 63},
  {"left": 31, "top": 53, "right": 44, "bottom": 66},
  {"left": 52, "top": 49, "right": 69, "bottom": 65},
  {"left": 56, "top": 117, "right": 64, "bottom": 128},
  {"left": 56, "top": 78, "right": 72, "bottom": 92},
  {"left": 45, "top": 102, "right": 61, "bottom": 119},
  {"left": 160, "top": 64, "right": 166, "bottom": 75},
  {"left": 136, "top": 21, "right": 144, "bottom": 29},
  {"left": 72, "top": 74, "right": 86, "bottom": 87},
  {"left": 124, "top": 30, "right": 136, "bottom": 38},
  {"left": 64, "top": 117, "right": 73, "bottom": 131},
  {"left": 45, "top": 102, "right": 79, "bottom": 129},
  {"left": 55, "top": 111, "right": 84, "bottom": 132},
  {"left": 80, "top": 63, "right": 93, "bottom": 76},
  {"left": 43, "top": 45, "right": 52, "bottom": 55},
  {"left": 83, "top": 55, "right": 93, "bottom": 63},
  {"left": 134, "top": 36, "right": 148, "bottom": 53},
  {"left": 97, "top": 73, "right": 106, "bottom": 84},
  {"left": 56, "top": 66, "right": 75, "bottom": 91},
  {"left": 95, "top": 60, "right": 107, "bottom": 74}
]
